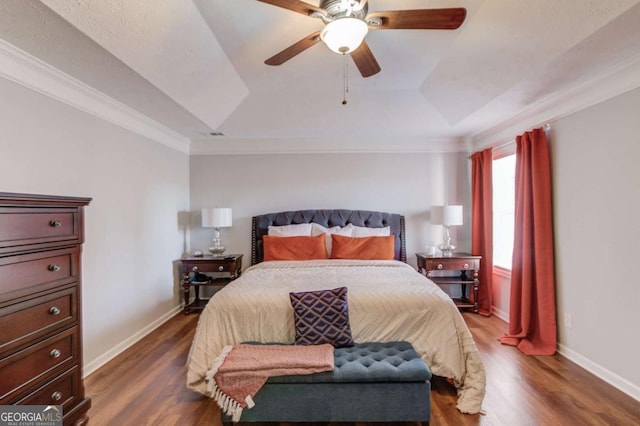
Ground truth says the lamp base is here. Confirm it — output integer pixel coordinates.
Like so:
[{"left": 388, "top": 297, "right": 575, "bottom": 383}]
[
  {"left": 208, "top": 246, "right": 226, "bottom": 256},
  {"left": 438, "top": 245, "right": 456, "bottom": 257},
  {"left": 209, "top": 229, "right": 226, "bottom": 255},
  {"left": 438, "top": 226, "right": 456, "bottom": 257}
]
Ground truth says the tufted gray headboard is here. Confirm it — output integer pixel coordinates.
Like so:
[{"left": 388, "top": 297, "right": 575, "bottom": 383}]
[{"left": 251, "top": 209, "right": 406, "bottom": 265}]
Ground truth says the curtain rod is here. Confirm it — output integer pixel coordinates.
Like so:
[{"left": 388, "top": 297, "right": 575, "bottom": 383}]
[
  {"left": 469, "top": 123, "right": 551, "bottom": 157},
  {"left": 492, "top": 139, "right": 515, "bottom": 152}
]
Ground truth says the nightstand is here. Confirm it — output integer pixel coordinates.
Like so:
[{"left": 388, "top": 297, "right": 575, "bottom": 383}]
[
  {"left": 181, "top": 254, "right": 243, "bottom": 314},
  {"left": 416, "top": 253, "right": 481, "bottom": 313}
]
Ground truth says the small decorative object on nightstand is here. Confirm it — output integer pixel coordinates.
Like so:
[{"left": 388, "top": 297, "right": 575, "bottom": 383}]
[
  {"left": 181, "top": 254, "right": 243, "bottom": 314},
  {"left": 416, "top": 252, "right": 481, "bottom": 313}
]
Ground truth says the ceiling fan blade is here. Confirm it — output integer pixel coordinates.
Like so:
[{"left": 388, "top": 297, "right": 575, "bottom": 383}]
[
  {"left": 265, "top": 32, "right": 322, "bottom": 66},
  {"left": 367, "top": 8, "right": 466, "bottom": 30},
  {"left": 351, "top": 41, "right": 381, "bottom": 78},
  {"left": 257, "top": 0, "right": 325, "bottom": 17}
]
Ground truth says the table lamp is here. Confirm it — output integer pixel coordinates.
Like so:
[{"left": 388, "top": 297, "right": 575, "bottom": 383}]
[
  {"left": 202, "top": 207, "right": 232, "bottom": 255},
  {"left": 431, "top": 205, "right": 463, "bottom": 257}
]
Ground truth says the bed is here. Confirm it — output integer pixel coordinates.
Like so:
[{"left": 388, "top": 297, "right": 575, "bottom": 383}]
[{"left": 186, "top": 209, "right": 486, "bottom": 414}]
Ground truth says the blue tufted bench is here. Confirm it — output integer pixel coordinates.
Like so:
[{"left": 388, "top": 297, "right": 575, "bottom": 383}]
[{"left": 223, "top": 341, "right": 432, "bottom": 424}]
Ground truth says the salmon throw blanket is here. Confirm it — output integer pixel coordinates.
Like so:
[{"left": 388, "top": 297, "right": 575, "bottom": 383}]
[{"left": 205, "top": 343, "right": 335, "bottom": 421}]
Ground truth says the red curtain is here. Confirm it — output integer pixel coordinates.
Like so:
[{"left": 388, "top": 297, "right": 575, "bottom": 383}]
[
  {"left": 471, "top": 148, "right": 493, "bottom": 316},
  {"left": 500, "top": 128, "right": 557, "bottom": 355}
]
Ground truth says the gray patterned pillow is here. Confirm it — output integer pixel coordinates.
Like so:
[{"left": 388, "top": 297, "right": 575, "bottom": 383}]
[{"left": 289, "top": 287, "right": 354, "bottom": 347}]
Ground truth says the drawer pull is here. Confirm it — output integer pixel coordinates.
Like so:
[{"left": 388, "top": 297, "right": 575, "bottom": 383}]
[
  {"left": 218, "top": 265, "right": 224, "bottom": 272},
  {"left": 49, "top": 219, "right": 62, "bottom": 227},
  {"left": 463, "top": 264, "right": 469, "bottom": 269},
  {"left": 48, "top": 264, "right": 61, "bottom": 272},
  {"left": 49, "top": 306, "right": 61, "bottom": 315},
  {"left": 437, "top": 264, "right": 443, "bottom": 270},
  {"left": 51, "top": 391, "right": 62, "bottom": 402},
  {"left": 50, "top": 349, "right": 61, "bottom": 359}
]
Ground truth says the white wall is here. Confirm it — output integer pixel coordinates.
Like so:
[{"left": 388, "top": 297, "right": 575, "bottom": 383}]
[
  {"left": 189, "top": 152, "right": 472, "bottom": 268},
  {"left": 550, "top": 86, "right": 640, "bottom": 398},
  {"left": 0, "top": 78, "right": 190, "bottom": 374}
]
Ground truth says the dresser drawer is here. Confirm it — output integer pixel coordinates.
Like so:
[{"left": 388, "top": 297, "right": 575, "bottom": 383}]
[
  {"left": 0, "top": 248, "right": 78, "bottom": 298},
  {"left": 0, "top": 287, "right": 77, "bottom": 355},
  {"left": 185, "top": 256, "right": 243, "bottom": 274},
  {"left": 15, "top": 366, "right": 81, "bottom": 410},
  {"left": 0, "top": 327, "right": 78, "bottom": 401},
  {"left": 0, "top": 207, "right": 79, "bottom": 249},
  {"left": 425, "top": 258, "right": 480, "bottom": 271}
]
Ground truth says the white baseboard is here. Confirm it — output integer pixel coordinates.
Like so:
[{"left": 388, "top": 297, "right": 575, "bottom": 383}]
[
  {"left": 557, "top": 343, "right": 640, "bottom": 402},
  {"left": 83, "top": 303, "right": 640, "bottom": 404},
  {"left": 82, "top": 304, "right": 184, "bottom": 378},
  {"left": 491, "top": 306, "right": 639, "bottom": 401},
  {"left": 491, "top": 305, "right": 509, "bottom": 322}
]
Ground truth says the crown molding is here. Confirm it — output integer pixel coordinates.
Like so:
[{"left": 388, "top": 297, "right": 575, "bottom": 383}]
[
  {"left": 0, "top": 39, "right": 190, "bottom": 154},
  {"left": 472, "top": 53, "right": 640, "bottom": 150},
  {"left": 190, "top": 136, "right": 470, "bottom": 155}
]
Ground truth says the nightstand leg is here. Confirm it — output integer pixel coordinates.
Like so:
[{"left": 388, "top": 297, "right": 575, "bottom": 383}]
[
  {"left": 460, "top": 271, "right": 468, "bottom": 302},
  {"left": 183, "top": 273, "right": 191, "bottom": 315},
  {"left": 473, "top": 270, "right": 479, "bottom": 313},
  {"left": 194, "top": 284, "right": 201, "bottom": 304}
]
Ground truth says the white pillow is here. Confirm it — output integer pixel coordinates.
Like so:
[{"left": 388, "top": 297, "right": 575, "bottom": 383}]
[
  {"left": 345, "top": 223, "right": 391, "bottom": 237},
  {"left": 268, "top": 223, "right": 312, "bottom": 237},
  {"left": 311, "top": 223, "right": 352, "bottom": 255}
]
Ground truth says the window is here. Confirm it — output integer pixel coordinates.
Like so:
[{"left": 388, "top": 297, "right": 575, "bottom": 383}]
[{"left": 493, "top": 154, "right": 516, "bottom": 269}]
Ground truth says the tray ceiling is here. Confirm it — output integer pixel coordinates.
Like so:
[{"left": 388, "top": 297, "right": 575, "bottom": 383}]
[{"left": 1, "top": 0, "right": 640, "bottom": 151}]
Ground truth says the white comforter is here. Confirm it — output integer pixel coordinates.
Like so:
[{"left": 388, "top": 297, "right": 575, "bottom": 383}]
[{"left": 186, "top": 260, "right": 486, "bottom": 413}]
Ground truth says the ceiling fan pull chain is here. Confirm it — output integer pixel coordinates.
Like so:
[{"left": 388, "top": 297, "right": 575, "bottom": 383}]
[{"left": 342, "top": 53, "right": 349, "bottom": 105}]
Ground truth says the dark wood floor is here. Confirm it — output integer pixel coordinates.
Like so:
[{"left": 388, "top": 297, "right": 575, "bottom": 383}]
[{"left": 84, "top": 312, "right": 640, "bottom": 426}]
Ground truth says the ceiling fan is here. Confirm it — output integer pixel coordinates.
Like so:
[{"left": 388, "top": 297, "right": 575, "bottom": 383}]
[{"left": 258, "top": 0, "right": 467, "bottom": 77}]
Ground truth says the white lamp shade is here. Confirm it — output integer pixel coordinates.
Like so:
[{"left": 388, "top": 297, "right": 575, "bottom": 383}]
[
  {"left": 202, "top": 208, "right": 232, "bottom": 228},
  {"left": 431, "top": 205, "right": 463, "bottom": 227},
  {"left": 320, "top": 18, "right": 369, "bottom": 54}
]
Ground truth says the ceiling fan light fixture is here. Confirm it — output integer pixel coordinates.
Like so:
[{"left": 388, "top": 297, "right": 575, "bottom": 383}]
[{"left": 320, "top": 17, "right": 368, "bottom": 54}]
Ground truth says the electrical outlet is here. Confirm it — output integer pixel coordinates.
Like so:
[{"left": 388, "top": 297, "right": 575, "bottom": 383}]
[{"left": 564, "top": 313, "right": 572, "bottom": 329}]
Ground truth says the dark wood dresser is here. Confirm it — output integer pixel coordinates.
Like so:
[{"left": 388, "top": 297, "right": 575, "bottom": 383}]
[{"left": 0, "top": 193, "right": 91, "bottom": 425}]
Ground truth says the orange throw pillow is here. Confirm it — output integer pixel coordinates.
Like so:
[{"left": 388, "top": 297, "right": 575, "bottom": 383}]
[
  {"left": 263, "top": 234, "right": 328, "bottom": 261},
  {"left": 330, "top": 234, "right": 395, "bottom": 260}
]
